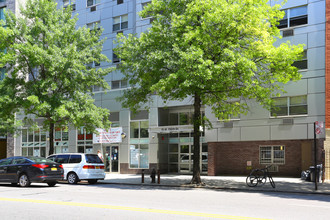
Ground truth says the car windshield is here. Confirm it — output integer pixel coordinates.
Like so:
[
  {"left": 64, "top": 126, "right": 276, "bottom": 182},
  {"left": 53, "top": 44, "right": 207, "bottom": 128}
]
[
  {"left": 85, "top": 154, "right": 103, "bottom": 164},
  {"left": 26, "top": 157, "right": 55, "bottom": 163}
]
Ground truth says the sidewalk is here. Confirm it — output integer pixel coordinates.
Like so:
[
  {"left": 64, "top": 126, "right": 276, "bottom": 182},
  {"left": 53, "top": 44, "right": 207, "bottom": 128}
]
[{"left": 100, "top": 173, "right": 330, "bottom": 195}]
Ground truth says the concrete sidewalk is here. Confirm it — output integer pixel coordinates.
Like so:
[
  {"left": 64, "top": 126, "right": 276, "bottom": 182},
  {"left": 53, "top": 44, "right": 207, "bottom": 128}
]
[{"left": 99, "top": 173, "right": 330, "bottom": 195}]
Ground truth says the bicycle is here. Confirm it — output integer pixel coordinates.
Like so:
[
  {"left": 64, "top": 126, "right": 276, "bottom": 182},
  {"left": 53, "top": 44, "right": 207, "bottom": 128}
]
[{"left": 246, "top": 165, "right": 275, "bottom": 188}]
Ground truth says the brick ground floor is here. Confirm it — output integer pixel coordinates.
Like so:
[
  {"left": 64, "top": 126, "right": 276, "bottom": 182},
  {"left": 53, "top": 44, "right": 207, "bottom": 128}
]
[{"left": 208, "top": 139, "right": 324, "bottom": 177}]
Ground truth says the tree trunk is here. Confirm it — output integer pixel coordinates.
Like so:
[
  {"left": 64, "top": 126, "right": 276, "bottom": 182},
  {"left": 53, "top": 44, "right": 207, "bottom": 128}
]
[
  {"left": 48, "top": 122, "right": 54, "bottom": 156},
  {"left": 190, "top": 92, "right": 202, "bottom": 184}
]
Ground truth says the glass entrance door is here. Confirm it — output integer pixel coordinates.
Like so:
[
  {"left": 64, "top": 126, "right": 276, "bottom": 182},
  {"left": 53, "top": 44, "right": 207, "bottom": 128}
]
[
  {"left": 103, "top": 146, "right": 119, "bottom": 173},
  {"left": 111, "top": 146, "right": 119, "bottom": 172},
  {"left": 179, "top": 144, "right": 193, "bottom": 173}
]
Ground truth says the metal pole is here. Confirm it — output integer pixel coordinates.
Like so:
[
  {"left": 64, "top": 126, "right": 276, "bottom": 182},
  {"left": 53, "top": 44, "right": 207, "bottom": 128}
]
[
  {"left": 314, "top": 122, "right": 317, "bottom": 191},
  {"left": 141, "top": 169, "right": 144, "bottom": 183}
]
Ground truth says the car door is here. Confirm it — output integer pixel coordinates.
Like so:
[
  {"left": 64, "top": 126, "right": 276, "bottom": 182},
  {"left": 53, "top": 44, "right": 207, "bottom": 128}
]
[
  {"left": 8, "top": 158, "right": 30, "bottom": 182},
  {"left": 0, "top": 158, "right": 13, "bottom": 181}
]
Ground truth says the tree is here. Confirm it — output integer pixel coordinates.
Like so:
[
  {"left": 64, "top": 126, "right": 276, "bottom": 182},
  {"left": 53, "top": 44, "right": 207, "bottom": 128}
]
[
  {"left": 0, "top": 0, "right": 112, "bottom": 155},
  {"left": 114, "top": 0, "right": 303, "bottom": 184}
]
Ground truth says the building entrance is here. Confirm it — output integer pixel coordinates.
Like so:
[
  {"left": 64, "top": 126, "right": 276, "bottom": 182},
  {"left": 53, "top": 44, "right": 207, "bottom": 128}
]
[
  {"left": 168, "top": 141, "right": 208, "bottom": 174},
  {"left": 103, "top": 146, "right": 119, "bottom": 173}
]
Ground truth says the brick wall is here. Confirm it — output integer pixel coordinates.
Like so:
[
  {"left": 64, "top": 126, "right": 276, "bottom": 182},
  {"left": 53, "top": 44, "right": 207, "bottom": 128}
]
[{"left": 208, "top": 140, "right": 318, "bottom": 177}]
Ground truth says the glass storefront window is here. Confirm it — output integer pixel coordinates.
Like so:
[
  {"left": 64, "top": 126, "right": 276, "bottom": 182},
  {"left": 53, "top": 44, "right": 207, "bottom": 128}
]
[{"left": 129, "top": 144, "right": 149, "bottom": 169}]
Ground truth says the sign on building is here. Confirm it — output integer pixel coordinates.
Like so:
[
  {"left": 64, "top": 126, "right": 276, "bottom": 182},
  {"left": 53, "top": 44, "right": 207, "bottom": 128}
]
[{"left": 93, "top": 127, "right": 123, "bottom": 144}]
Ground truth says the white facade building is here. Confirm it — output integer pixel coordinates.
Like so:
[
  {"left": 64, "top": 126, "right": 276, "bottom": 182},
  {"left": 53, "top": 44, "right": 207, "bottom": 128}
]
[{"left": 4, "top": 0, "right": 326, "bottom": 177}]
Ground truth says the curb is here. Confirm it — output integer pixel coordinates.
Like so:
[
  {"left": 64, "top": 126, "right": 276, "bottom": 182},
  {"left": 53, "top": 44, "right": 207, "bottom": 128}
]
[{"left": 99, "top": 181, "right": 330, "bottom": 196}]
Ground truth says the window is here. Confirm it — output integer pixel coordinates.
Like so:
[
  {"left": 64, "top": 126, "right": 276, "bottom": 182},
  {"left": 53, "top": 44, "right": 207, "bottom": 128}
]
[
  {"left": 109, "top": 112, "right": 120, "bottom": 127},
  {"left": 63, "top": 0, "right": 76, "bottom": 11},
  {"left": 292, "top": 50, "right": 307, "bottom": 70},
  {"left": 112, "top": 52, "right": 120, "bottom": 64},
  {"left": 87, "top": 0, "right": 100, "bottom": 7},
  {"left": 54, "top": 127, "right": 69, "bottom": 153},
  {"left": 277, "top": 6, "right": 307, "bottom": 29},
  {"left": 129, "top": 144, "right": 149, "bottom": 168},
  {"left": 117, "top": 0, "right": 123, "bottom": 4},
  {"left": 77, "top": 127, "right": 93, "bottom": 153},
  {"left": 111, "top": 80, "right": 127, "bottom": 90},
  {"left": 113, "top": 14, "right": 128, "bottom": 31},
  {"left": 169, "top": 111, "right": 205, "bottom": 126},
  {"left": 21, "top": 128, "right": 47, "bottom": 157},
  {"left": 271, "top": 95, "right": 307, "bottom": 117},
  {"left": 0, "top": 7, "right": 5, "bottom": 26},
  {"left": 86, "top": 21, "right": 100, "bottom": 30},
  {"left": 260, "top": 146, "right": 285, "bottom": 164},
  {"left": 130, "top": 121, "right": 149, "bottom": 138},
  {"left": 0, "top": 158, "right": 12, "bottom": 166},
  {"left": 0, "top": 68, "right": 5, "bottom": 80},
  {"left": 141, "top": 2, "right": 152, "bottom": 19}
]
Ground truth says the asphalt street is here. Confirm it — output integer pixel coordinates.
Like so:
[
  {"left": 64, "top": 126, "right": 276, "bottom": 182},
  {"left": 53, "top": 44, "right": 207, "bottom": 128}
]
[{"left": 0, "top": 182, "right": 329, "bottom": 220}]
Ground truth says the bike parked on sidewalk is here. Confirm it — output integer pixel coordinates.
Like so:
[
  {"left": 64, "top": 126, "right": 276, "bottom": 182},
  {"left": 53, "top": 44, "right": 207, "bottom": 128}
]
[{"left": 246, "top": 165, "right": 275, "bottom": 188}]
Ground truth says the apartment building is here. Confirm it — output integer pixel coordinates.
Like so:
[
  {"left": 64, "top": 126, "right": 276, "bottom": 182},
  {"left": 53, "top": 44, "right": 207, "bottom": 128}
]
[
  {"left": 4, "top": 0, "right": 327, "bottom": 178},
  {"left": 1, "top": 0, "right": 28, "bottom": 159}
]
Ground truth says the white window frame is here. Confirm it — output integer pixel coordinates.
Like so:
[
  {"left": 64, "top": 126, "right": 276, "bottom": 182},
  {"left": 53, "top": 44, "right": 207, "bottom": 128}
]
[
  {"left": 260, "top": 145, "right": 285, "bottom": 165},
  {"left": 63, "top": 0, "right": 76, "bottom": 11},
  {"left": 278, "top": 5, "right": 308, "bottom": 29},
  {"left": 87, "top": 0, "right": 101, "bottom": 7},
  {"left": 271, "top": 95, "right": 307, "bottom": 117},
  {"left": 111, "top": 80, "right": 128, "bottom": 90},
  {"left": 113, "top": 14, "right": 128, "bottom": 32}
]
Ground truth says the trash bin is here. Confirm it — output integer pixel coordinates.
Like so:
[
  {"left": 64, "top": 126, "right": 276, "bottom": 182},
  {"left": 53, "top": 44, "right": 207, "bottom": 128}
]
[{"left": 309, "top": 165, "right": 322, "bottom": 182}]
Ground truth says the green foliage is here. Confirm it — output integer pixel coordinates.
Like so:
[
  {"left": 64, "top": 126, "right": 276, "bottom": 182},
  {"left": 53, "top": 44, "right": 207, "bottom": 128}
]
[
  {"left": 0, "top": 0, "right": 111, "bottom": 141},
  {"left": 115, "top": 0, "right": 303, "bottom": 120}
]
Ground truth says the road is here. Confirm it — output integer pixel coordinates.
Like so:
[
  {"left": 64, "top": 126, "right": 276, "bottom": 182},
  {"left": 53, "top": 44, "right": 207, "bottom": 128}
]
[{"left": 0, "top": 182, "right": 329, "bottom": 220}]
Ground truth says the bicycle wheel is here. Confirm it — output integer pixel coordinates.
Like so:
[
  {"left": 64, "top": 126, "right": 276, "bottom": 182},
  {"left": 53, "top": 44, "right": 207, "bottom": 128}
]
[
  {"left": 246, "top": 175, "right": 258, "bottom": 187},
  {"left": 269, "top": 176, "right": 275, "bottom": 188}
]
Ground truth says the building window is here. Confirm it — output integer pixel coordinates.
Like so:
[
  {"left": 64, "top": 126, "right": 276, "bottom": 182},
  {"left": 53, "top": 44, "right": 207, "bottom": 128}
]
[
  {"left": 77, "top": 127, "right": 93, "bottom": 153},
  {"left": 260, "top": 146, "right": 285, "bottom": 164},
  {"left": 21, "top": 129, "right": 47, "bottom": 157},
  {"left": 87, "top": 0, "right": 100, "bottom": 7},
  {"left": 0, "top": 68, "right": 5, "bottom": 80},
  {"left": 130, "top": 121, "right": 149, "bottom": 138},
  {"left": 112, "top": 52, "right": 120, "bottom": 63},
  {"left": 141, "top": 2, "right": 152, "bottom": 19},
  {"left": 109, "top": 112, "right": 120, "bottom": 127},
  {"left": 63, "top": 0, "right": 76, "bottom": 11},
  {"left": 277, "top": 5, "right": 307, "bottom": 29},
  {"left": 117, "top": 0, "right": 123, "bottom": 4},
  {"left": 0, "top": 7, "right": 5, "bottom": 24},
  {"left": 113, "top": 14, "right": 128, "bottom": 32},
  {"left": 54, "top": 127, "right": 69, "bottom": 153},
  {"left": 271, "top": 95, "right": 307, "bottom": 117},
  {"left": 87, "top": 21, "right": 100, "bottom": 30},
  {"left": 292, "top": 50, "right": 307, "bottom": 70},
  {"left": 111, "top": 80, "right": 127, "bottom": 90},
  {"left": 129, "top": 144, "right": 149, "bottom": 168}
]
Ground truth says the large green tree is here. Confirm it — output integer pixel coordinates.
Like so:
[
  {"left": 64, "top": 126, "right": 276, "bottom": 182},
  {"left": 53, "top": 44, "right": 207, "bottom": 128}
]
[
  {"left": 0, "top": 0, "right": 111, "bottom": 155},
  {"left": 115, "top": 0, "right": 303, "bottom": 184}
]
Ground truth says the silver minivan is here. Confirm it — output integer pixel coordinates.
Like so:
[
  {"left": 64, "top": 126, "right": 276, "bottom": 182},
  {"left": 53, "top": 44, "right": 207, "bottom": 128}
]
[{"left": 47, "top": 153, "right": 105, "bottom": 184}]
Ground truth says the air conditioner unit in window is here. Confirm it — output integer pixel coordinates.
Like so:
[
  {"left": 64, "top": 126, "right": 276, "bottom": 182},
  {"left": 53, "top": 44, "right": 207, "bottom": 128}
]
[
  {"left": 283, "top": 118, "right": 294, "bottom": 125},
  {"left": 282, "top": 29, "right": 294, "bottom": 37},
  {"left": 224, "top": 121, "right": 233, "bottom": 128},
  {"left": 90, "top": 6, "right": 96, "bottom": 12}
]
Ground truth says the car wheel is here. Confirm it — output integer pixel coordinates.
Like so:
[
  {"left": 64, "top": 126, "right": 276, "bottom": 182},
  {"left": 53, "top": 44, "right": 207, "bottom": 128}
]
[
  {"left": 47, "top": 182, "right": 57, "bottom": 187},
  {"left": 19, "top": 174, "right": 31, "bottom": 187},
  {"left": 88, "top": 179, "right": 98, "bottom": 184},
  {"left": 67, "top": 172, "right": 78, "bottom": 184}
]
